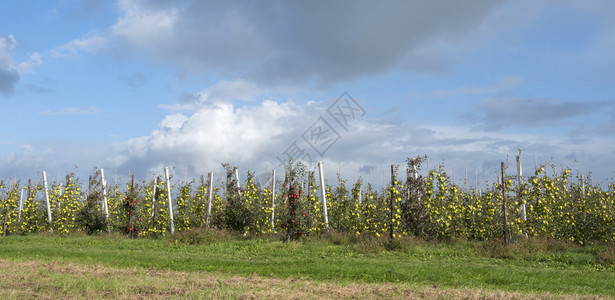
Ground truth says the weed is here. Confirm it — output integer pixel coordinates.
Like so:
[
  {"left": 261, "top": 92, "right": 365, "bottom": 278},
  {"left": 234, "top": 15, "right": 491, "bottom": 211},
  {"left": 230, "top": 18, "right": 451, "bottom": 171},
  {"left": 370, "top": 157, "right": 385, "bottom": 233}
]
[
  {"left": 597, "top": 242, "right": 615, "bottom": 266},
  {"left": 476, "top": 236, "right": 570, "bottom": 259},
  {"left": 167, "top": 227, "right": 237, "bottom": 245}
]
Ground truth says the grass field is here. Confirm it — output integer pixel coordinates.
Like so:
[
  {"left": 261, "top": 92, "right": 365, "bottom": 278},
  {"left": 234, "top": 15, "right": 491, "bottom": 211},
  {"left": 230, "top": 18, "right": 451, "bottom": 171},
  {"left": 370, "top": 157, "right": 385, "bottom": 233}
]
[{"left": 0, "top": 232, "right": 613, "bottom": 299}]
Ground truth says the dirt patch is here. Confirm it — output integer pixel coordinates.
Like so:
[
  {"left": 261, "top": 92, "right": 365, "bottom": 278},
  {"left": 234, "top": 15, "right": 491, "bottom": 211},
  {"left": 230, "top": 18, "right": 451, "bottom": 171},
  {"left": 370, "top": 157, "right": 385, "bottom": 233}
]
[{"left": 0, "top": 259, "right": 608, "bottom": 299}]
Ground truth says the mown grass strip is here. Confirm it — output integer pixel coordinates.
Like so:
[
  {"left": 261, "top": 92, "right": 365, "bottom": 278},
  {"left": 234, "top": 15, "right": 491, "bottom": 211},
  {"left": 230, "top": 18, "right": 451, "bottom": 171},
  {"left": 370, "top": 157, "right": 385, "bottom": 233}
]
[{"left": 0, "top": 234, "right": 613, "bottom": 297}]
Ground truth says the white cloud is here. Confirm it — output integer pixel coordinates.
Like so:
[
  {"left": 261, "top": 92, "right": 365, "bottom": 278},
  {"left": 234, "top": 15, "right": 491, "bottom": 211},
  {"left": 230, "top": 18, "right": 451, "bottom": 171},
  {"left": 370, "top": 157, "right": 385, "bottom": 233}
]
[
  {"left": 158, "top": 80, "right": 262, "bottom": 111},
  {"left": 0, "top": 35, "right": 17, "bottom": 68},
  {"left": 462, "top": 97, "right": 611, "bottom": 130},
  {"left": 50, "top": 34, "right": 107, "bottom": 58},
  {"left": 50, "top": 1, "right": 507, "bottom": 88},
  {"left": 39, "top": 106, "right": 102, "bottom": 116},
  {"left": 199, "top": 80, "right": 261, "bottom": 103},
  {"left": 97, "top": 91, "right": 615, "bottom": 182},
  {"left": 16, "top": 52, "right": 42, "bottom": 74},
  {"left": 0, "top": 141, "right": 109, "bottom": 179},
  {"left": 0, "top": 144, "right": 52, "bottom": 171},
  {"left": 433, "top": 76, "right": 525, "bottom": 98},
  {"left": 3, "top": 93, "right": 614, "bottom": 183},
  {"left": 111, "top": 0, "right": 179, "bottom": 46},
  {"left": 108, "top": 97, "right": 307, "bottom": 175},
  {"left": 0, "top": 35, "right": 41, "bottom": 95}
]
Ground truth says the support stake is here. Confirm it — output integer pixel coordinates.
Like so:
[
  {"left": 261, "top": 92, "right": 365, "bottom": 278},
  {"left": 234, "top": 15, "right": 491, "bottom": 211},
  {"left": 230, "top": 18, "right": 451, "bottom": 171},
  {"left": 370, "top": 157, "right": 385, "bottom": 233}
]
[
  {"left": 205, "top": 172, "right": 213, "bottom": 228},
  {"left": 318, "top": 162, "right": 329, "bottom": 229},
  {"left": 42, "top": 171, "right": 53, "bottom": 231},
  {"left": 165, "top": 167, "right": 175, "bottom": 234}
]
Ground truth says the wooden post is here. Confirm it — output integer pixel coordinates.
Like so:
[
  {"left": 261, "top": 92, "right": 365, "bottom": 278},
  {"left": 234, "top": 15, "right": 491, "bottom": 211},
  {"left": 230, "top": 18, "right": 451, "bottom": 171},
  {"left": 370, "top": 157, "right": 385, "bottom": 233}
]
[
  {"left": 580, "top": 175, "right": 585, "bottom": 196},
  {"left": 26, "top": 178, "right": 32, "bottom": 201},
  {"left": 3, "top": 179, "right": 12, "bottom": 236},
  {"left": 151, "top": 176, "right": 158, "bottom": 217},
  {"left": 225, "top": 167, "right": 232, "bottom": 198},
  {"left": 164, "top": 167, "right": 175, "bottom": 234},
  {"left": 553, "top": 163, "right": 557, "bottom": 177},
  {"left": 501, "top": 162, "right": 509, "bottom": 246},
  {"left": 406, "top": 161, "right": 411, "bottom": 204},
  {"left": 318, "top": 162, "right": 329, "bottom": 229},
  {"left": 152, "top": 176, "right": 159, "bottom": 225},
  {"left": 465, "top": 167, "right": 468, "bottom": 191},
  {"left": 390, "top": 164, "right": 395, "bottom": 239},
  {"left": 64, "top": 176, "right": 70, "bottom": 208},
  {"left": 406, "top": 165, "right": 410, "bottom": 187},
  {"left": 285, "top": 173, "right": 295, "bottom": 242},
  {"left": 270, "top": 169, "right": 276, "bottom": 229},
  {"left": 27, "top": 178, "right": 32, "bottom": 209},
  {"left": 358, "top": 180, "right": 362, "bottom": 203},
  {"left": 42, "top": 171, "right": 53, "bottom": 231},
  {"left": 205, "top": 172, "right": 213, "bottom": 228},
  {"left": 409, "top": 159, "right": 421, "bottom": 203}
]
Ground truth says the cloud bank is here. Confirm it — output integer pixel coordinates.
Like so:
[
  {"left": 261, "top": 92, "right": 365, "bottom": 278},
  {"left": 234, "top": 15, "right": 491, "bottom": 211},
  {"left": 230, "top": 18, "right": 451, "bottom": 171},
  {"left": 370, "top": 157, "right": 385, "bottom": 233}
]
[
  {"left": 58, "top": 0, "right": 504, "bottom": 87},
  {"left": 0, "top": 35, "right": 41, "bottom": 95}
]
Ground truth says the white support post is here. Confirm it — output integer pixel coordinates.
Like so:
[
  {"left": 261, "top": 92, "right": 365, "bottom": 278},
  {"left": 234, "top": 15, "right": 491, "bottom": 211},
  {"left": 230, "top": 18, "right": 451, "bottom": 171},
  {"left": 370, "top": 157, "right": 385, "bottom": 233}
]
[
  {"left": 358, "top": 184, "right": 362, "bottom": 204},
  {"left": 517, "top": 150, "right": 527, "bottom": 222},
  {"left": 165, "top": 167, "right": 175, "bottom": 234},
  {"left": 318, "top": 162, "right": 329, "bottom": 229},
  {"left": 475, "top": 168, "right": 478, "bottom": 193},
  {"left": 100, "top": 169, "right": 110, "bottom": 230},
  {"left": 234, "top": 166, "right": 242, "bottom": 196},
  {"left": 270, "top": 169, "right": 276, "bottom": 228},
  {"left": 465, "top": 167, "right": 468, "bottom": 191},
  {"left": 18, "top": 188, "right": 24, "bottom": 222},
  {"left": 42, "top": 171, "right": 53, "bottom": 231},
  {"left": 205, "top": 172, "right": 213, "bottom": 228},
  {"left": 234, "top": 167, "right": 240, "bottom": 189}
]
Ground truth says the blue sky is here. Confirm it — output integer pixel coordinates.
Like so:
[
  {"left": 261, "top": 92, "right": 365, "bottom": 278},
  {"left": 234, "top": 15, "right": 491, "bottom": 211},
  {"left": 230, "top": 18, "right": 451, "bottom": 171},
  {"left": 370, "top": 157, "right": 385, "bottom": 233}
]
[{"left": 1, "top": 0, "right": 614, "bottom": 188}]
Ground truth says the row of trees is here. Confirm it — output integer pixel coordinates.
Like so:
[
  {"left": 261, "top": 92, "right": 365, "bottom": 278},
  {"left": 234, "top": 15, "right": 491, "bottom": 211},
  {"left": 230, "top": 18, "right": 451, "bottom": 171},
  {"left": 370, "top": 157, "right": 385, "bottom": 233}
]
[{"left": 0, "top": 158, "right": 613, "bottom": 244}]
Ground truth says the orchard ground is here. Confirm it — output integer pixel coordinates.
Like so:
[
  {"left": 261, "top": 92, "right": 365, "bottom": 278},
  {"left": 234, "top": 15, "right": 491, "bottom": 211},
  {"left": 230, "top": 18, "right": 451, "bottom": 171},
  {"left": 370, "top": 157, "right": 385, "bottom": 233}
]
[{"left": 0, "top": 230, "right": 614, "bottom": 299}]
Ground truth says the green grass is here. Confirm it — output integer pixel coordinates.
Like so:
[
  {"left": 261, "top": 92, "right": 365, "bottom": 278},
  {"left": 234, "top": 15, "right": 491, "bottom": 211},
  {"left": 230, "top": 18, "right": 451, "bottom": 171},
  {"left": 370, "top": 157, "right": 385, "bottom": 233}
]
[{"left": 0, "top": 233, "right": 614, "bottom": 297}]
